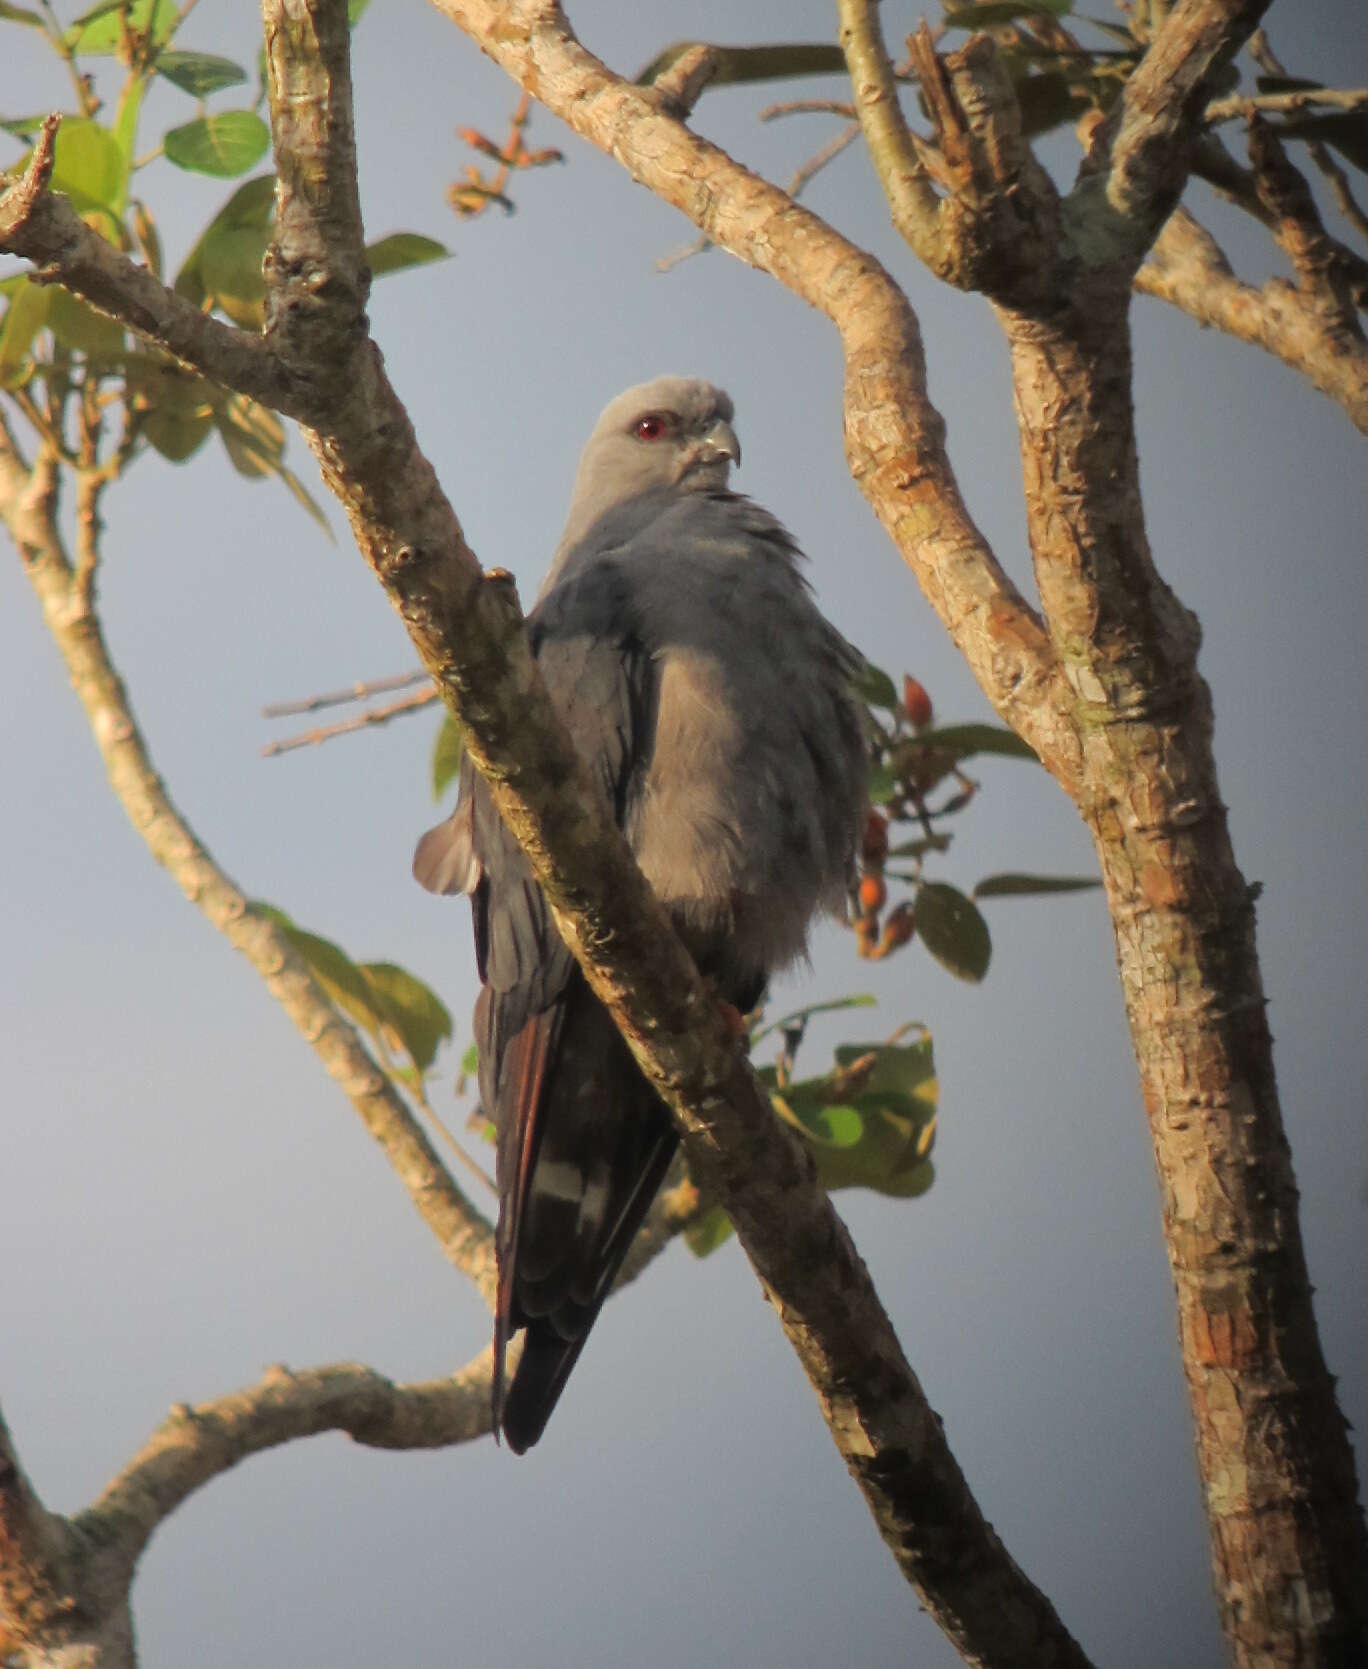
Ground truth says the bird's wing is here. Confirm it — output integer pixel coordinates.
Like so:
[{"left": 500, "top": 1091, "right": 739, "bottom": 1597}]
[{"left": 417, "top": 555, "right": 673, "bottom": 1452}]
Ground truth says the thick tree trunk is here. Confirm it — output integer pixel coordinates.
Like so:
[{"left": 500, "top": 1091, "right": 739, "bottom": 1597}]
[{"left": 1001, "top": 290, "right": 1368, "bottom": 1666}]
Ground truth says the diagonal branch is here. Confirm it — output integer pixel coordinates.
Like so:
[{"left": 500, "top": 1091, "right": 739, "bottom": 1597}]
[
  {"left": 3, "top": 5, "right": 1091, "bottom": 1662},
  {"left": 253, "top": 7, "right": 1090, "bottom": 1658},
  {"left": 427, "top": 0, "right": 1072, "bottom": 783},
  {"left": 836, "top": 0, "right": 942, "bottom": 265},
  {"left": 0, "top": 119, "right": 303, "bottom": 419},
  {"left": 261, "top": 684, "right": 439, "bottom": 754},
  {"left": 0, "top": 422, "right": 498, "bottom": 1309},
  {"left": 1077, "top": 0, "right": 1274, "bottom": 268},
  {"left": 840, "top": 10, "right": 1062, "bottom": 304},
  {"left": 78, "top": 1354, "right": 493, "bottom": 1590},
  {"left": 1135, "top": 206, "right": 1368, "bottom": 433},
  {"left": 1246, "top": 116, "right": 1366, "bottom": 341},
  {"left": 0, "top": 1354, "right": 490, "bottom": 1664}
]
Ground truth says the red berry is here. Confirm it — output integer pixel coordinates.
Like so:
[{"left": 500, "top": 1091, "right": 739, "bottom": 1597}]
[
  {"left": 861, "top": 809, "right": 889, "bottom": 863},
  {"left": 902, "top": 676, "right": 933, "bottom": 729},
  {"left": 859, "top": 873, "right": 887, "bottom": 915},
  {"left": 880, "top": 902, "right": 916, "bottom": 950}
]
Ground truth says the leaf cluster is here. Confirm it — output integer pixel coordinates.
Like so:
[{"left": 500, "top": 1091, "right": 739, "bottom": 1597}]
[
  {"left": 256, "top": 902, "right": 453, "bottom": 1097},
  {"left": 686, "top": 1009, "right": 938, "bottom": 1258},
  {"left": 0, "top": 1, "right": 446, "bottom": 502},
  {"left": 852, "top": 661, "right": 1097, "bottom": 983}
]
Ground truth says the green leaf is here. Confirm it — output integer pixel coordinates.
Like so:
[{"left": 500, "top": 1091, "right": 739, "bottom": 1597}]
[
  {"left": 174, "top": 173, "right": 275, "bottom": 311},
  {"left": 807, "top": 1102, "right": 866, "bottom": 1146},
  {"left": 867, "top": 761, "right": 899, "bottom": 805},
  {"left": 214, "top": 393, "right": 283, "bottom": 476},
  {"left": 887, "top": 833, "right": 950, "bottom": 859},
  {"left": 110, "top": 75, "right": 145, "bottom": 209},
  {"left": 347, "top": 0, "right": 373, "bottom": 23},
  {"left": 832, "top": 1034, "right": 936, "bottom": 1098},
  {"left": 197, "top": 223, "right": 268, "bottom": 327},
  {"left": 460, "top": 1041, "right": 479, "bottom": 1079},
  {"left": 1254, "top": 76, "right": 1322, "bottom": 94},
  {"left": 778, "top": 1034, "right": 938, "bottom": 1197},
  {"left": 683, "top": 1203, "right": 734, "bottom": 1258},
  {"left": 1075, "top": 12, "right": 1139, "bottom": 45},
  {"left": 0, "top": 278, "right": 50, "bottom": 389},
  {"left": 47, "top": 287, "right": 125, "bottom": 359},
  {"left": 359, "top": 961, "right": 453, "bottom": 1072},
  {"left": 254, "top": 904, "right": 451, "bottom": 1077},
  {"left": 1013, "top": 70, "right": 1096, "bottom": 138},
  {"left": 365, "top": 231, "right": 451, "bottom": 278},
  {"left": 261, "top": 910, "right": 382, "bottom": 1031},
  {"left": 973, "top": 871, "right": 1101, "bottom": 898},
  {"left": 942, "top": 0, "right": 1072, "bottom": 27},
  {"left": 143, "top": 404, "right": 213, "bottom": 460},
  {"left": 431, "top": 712, "right": 464, "bottom": 799},
  {"left": 155, "top": 50, "right": 248, "bottom": 99},
  {"left": 851, "top": 659, "right": 898, "bottom": 710},
  {"left": 636, "top": 40, "right": 847, "bottom": 90},
  {"left": 0, "top": 115, "right": 49, "bottom": 138},
  {"left": 41, "top": 118, "right": 125, "bottom": 214},
  {"left": 126, "top": 350, "right": 215, "bottom": 459},
  {"left": 276, "top": 463, "right": 333, "bottom": 538},
  {"left": 66, "top": 0, "right": 176, "bottom": 55},
  {"left": 163, "top": 110, "right": 270, "bottom": 177},
  {"left": 915, "top": 881, "right": 992, "bottom": 982},
  {"left": 914, "top": 722, "right": 1038, "bottom": 762}
]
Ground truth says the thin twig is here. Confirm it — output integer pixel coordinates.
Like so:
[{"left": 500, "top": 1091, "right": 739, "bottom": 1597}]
[
  {"left": 789, "top": 121, "right": 864, "bottom": 199},
  {"left": 760, "top": 98, "right": 858, "bottom": 122},
  {"left": 1309, "top": 141, "right": 1368, "bottom": 249},
  {"left": 1206, "top": 86, "right": 1368, "bottom": 124},
  {"left": 262, "top": 668, "right": 430, "bottom": 718},
  {"left": 261, "top": 686, "right": 438, "bottom": 755}
]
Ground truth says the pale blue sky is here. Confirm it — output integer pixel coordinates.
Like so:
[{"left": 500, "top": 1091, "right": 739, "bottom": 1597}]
[{"left": 3, "top": 4, "right": 1365, "bottom": 1666}]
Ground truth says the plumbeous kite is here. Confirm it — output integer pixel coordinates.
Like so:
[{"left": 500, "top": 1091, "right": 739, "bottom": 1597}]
[{"left": 414, "top": 377, "right": 867, "bottom": 1452}]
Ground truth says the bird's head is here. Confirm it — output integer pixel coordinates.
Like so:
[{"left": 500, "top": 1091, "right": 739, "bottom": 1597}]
[{"left": 567, "top": 377, "right": 741, "bottom": 529}]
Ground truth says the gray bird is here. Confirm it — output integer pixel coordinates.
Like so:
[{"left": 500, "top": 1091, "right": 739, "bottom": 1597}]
[{"left": 414, "top": 377, "right": 866, "bottom": 1452}]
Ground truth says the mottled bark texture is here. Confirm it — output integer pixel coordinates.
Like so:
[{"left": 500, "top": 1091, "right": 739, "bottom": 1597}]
[
  {"left": 1136, "top": 207, "right": 1368, "bottom": 433},
  {"left": 0, "top": 4, "right": 1099, "bottom": 1665},
  {"left": 1001, "top": 296, "right": 1367, "bottom": 1665},
  {"left": 0, "top": 1361, "right": 492, "bottom": 1668},
  {"left": 0, "top": 423, "right": 497, "bottom": 1309},
  {"left": 426, "top": 0, "right": 1368, "bottom": 1663},
  {"left": 2, "top": 0, "right": 1364, "bottom": 1661}
]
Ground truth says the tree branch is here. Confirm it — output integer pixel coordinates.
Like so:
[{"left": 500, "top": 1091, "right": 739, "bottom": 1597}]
[
  {"left": 1135, "top": 206, "right": 1368, "bottom": 432},
  {"left": 1205, "top": 85, "right": 1368, "bottom": 123},
  {"left": 261, "top": 684, "right": 438, "bottom": 755},
  {"left": 987, "top": 1, "right": 1368, "bottom": 1645},
  {"left": 0, "top": 426, "right": 498, "bottom": 1308},
  {"left": 1247, "top": 116, "right": 1366, "bottom": 341},
  {"left": 0, "top": 1403, "right": 131, "bottom": 1667},
  {"left": 249, "top": 7, "right": 1092, "bottom": 1656},
  {"left": 0, "top": 119, "right": 304, "bottom": 420},
  {"left": 1077, "top": 0, "right": 1274, "bottom": 269},
  {"left": 77, "top": 1355, "right": 493, "bottom": 1589},
  {"left": 1, "top": 4, "right": 1095, "bottom": 1661},
  {"left": 835, "top": 0, "right": 941, "bottom": 265},
  {"left": 427, "top": 0, "right": 1073, "bottom": 782},
  {"left": 838, "top": 9, "right": 1063, "bottom": 304},
  {"left": 0, "top": 1352, "right": 490, "bottom": 1666}
]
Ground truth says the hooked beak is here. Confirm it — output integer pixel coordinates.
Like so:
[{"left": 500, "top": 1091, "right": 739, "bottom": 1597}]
[{"left": 697, "top": 419, "right": 741, "bottom": 469}]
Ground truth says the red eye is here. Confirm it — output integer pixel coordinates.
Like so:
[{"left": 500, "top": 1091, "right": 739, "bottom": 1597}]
[{"left": 633, "top": 414, "right": 670, "bottom": 441}]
